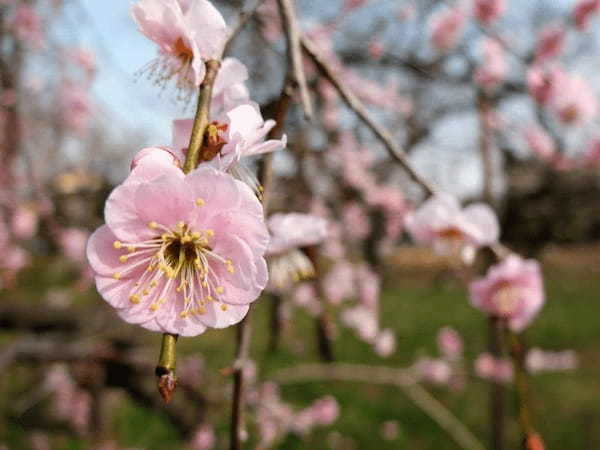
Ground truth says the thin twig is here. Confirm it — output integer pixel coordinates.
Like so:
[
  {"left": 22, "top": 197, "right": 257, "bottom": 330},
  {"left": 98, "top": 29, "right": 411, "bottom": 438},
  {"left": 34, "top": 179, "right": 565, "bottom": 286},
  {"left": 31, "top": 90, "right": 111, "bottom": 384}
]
[
  {"left": 278, "top": 0, "right": 314, "bottom": 120},
  {"left": 272, "top": 363, "right": 485, "bottom": 450},
  {"left": 300, "top": 35, "right": 436, "bottom": 197}
]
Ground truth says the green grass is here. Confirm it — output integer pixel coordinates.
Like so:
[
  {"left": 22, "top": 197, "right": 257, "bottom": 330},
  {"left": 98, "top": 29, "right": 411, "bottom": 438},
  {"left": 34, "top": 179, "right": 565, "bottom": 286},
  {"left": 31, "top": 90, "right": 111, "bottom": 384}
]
[{"left": 2, "top": 261, "right": 600, "bottom": 449}]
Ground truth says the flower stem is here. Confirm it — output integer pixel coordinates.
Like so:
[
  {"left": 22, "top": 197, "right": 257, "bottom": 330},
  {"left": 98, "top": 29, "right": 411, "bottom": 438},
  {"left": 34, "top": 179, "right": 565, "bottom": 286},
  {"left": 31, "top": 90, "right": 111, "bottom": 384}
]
[
  {"left": 155, "top": 333, "right": 178, "bottom": 403},
  {"left": 183, "top": 59, "right": 221, "bottom": 174},
  {"left": 505, "top": 327, "right": 545, "bottom": 450}
]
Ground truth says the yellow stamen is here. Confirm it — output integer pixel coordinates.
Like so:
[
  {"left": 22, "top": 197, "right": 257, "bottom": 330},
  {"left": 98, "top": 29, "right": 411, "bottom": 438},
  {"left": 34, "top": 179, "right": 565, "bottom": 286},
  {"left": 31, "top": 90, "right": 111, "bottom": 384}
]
[
  {"left": 195, "top": 198, "right": 205, "bottom": 207},
  {"left": 113, "top": 241, "right": 122, "bottom": 249},
  {"left": 112, "top": 272, "right": 121, "bottom": 280},
  {"left": 129, "top": 294, "right": 140, "bottom": 304}
]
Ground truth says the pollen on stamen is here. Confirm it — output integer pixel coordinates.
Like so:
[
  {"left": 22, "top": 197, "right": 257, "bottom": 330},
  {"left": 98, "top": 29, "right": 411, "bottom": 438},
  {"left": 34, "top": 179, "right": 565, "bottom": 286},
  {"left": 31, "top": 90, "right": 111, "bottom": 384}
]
[
  {"left": 129, "top": 294, "right": 141, "bottom": 304},
  {"left": 127, "top": 245, "right": 136, "bottom": 253},
  {"left": 180, "top": 311, "right": 189, "bottom": 318},
  {"left": 197, "top": 306, "right": 207, "bottom": 315},
  {"left": 149, "top": 303, "right": 159, "bottom": 311},
  {"left": 215, "top": 286, "right": 224, "bottom": 294},
  {"left": 113, "top": 272, "right": 121, "bottom": 280},
  {"left": 195, "top": 198, "right": 205, "bottom": 207},
  {"left": 191, "top": 232, "right": 201, "bottom": 239},
  {"left": 205, "top": 229, "right": 214, "bottom": 237},
  {"left": 148, "top": 221, "right": 158, "bottom": 229},
  {"left": 206, "top": 295, "right": 214, "bottom": 302},
  {"left": 119, "top": 255, "right": 129, "bottom": 263},
  {"left": 113, "top": 240, "right": 122, "bottom": 249},
  {"left": 220, "top": 303, "right": 228, "bottom": 311}
]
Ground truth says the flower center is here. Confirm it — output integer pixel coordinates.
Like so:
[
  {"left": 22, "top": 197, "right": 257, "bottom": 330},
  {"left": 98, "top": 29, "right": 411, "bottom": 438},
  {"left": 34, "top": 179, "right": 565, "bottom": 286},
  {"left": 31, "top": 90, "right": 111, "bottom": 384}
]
[
  {"left": 437, "top": 227, "right": 464, "bottom": 240},
  {"left": 110, "top": 200, "right": 236, "bottom": 318},
  {"left": 491, "top": 283, "right": 522, "bottom": 316},
  {"left": 200, "top": 122, "right": 228, "bottom": 162},
  {"left": 174, "top": 37, "right": 193, "bottom": 61}
]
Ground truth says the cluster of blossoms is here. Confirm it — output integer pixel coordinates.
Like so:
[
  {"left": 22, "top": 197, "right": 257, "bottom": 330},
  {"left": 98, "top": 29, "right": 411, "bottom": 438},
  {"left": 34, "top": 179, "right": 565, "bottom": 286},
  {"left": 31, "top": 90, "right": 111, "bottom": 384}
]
[
  {"left": 406, "top": 194, "right": 547, "bottom": 333},
  {"left": 411, "top": 326, "right": 466, "bottom": 389},
  {"left": 87, "top": 0, "right": 289, "bottom": 337},
  {"left": 250, "top": 382, "right": 339, "bottom": 448}
]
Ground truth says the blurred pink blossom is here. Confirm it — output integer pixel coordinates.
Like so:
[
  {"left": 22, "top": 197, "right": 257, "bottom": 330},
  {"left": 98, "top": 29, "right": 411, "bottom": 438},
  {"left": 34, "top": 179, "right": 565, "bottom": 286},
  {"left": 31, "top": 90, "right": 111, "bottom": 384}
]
[
  {"left": 59, "top": 81, "right": 93, "bottom": 136},
  {"left": 343, "top": 0, "right": 368, "bottom": 12},
  {"left": 323, "top": 261, "right": 355, "bottom": 304},
  {"left": 534, "top": 24, "right": 566, "bottom": 63},
  {"left": 67, "top": 47, "right": 96, "bottom": 79},
  {"left": 11, "top": 205, "right": 38, "bottom": 239},
  {"left": 368, "top": 39, "right": 384, "bottom": 60},
  {"left": 437, "top": 326, "right": 463, "bottom": 360},
  {"left": 469, "top": 254, "right": 544, "bottom": 332},
  {"left": 473, "top": 39, "right": 507, "bottom": 90},
  {"left": 526, "top": 348, "right": 578, "bottom": 373},
  {"left": 584, "top": 137, "right": 600, "bottom": 165},
  {"left": 573, "top": 0, "right": 600, "bottom": 30},
  {"left": 523, "top": 124, "right": 556, "bottom": 162},
  {"left": 374, "top": 329, "right": 396, "bottom": 357},
  {"left": 473, "top": 0, "right": 506, "bottom": 25},
  {"left": 266, "top": 213, "right": 328, "bottom": 290},
  {"left": 405, "top": 193, "right": 499, "bottom": 264},
  {"left": 355, "top": 265, "right": 380, "bottom": 307},
  {"left": 59, "top": 228, "right": 90, "bottom": 264},
  {"left": 342, "top": 202, "right": 371, "bottom": 241},
  {"left": 429, "top": 6, "right": 467, "bottom": 52},
  {"left": 550, "top": 72, "right": 598, "bottom": 125},
  {"left": 190, "top": 424, "right": 215, "bottom": 450},
  {"left": 12, "top": 4, "right": 43, "bottom": 48},
  {"left": 380, "top": 420, "right": 401, "bottom": 441},
  {"left": 309, "top": 395, "right": 339, "bottom": 425},
  {"left": 341, "top": 305, "right": 379, "bottom": 342},
  {"left": 474, "top": 352, "right": 513, "bottom": 383},
  {"left": 527, "top": 64, "right": 561, "bottom": 105},
  {"left": 413, "top": 357, "right": 453, "bottom": 385}
]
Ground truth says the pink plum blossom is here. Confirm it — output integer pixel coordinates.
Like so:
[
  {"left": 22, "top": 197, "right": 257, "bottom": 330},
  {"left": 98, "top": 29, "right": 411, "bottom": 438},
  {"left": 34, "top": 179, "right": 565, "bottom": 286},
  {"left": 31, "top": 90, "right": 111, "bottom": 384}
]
[
  {"left": 526, "top": 348, "right": 578, "bottom": 373},
  {"left": 265, "top": 213, "right": 328, "bottom": 289},
  {"left": 308, "top": 396, "right": 339, "bottom": 425},
  {"left": 86, "top": 165, "right": 269, "bottom": 336},
  {"left": 59, "top": 228, "right": 90, "bottom": 264},
  {"left": 437, "top": 326, "right": 463, "bottom": 360},
  {"left": 323, "top": 261, "right": 355, "bottom": 305},
  {"left": 474, "top": 352, "right": 513, "bottom": 383},
  {"left": 341, "top": 305, "right": 378, "bottom": 342},
  {"left": 550, "top": 73, "right": 598, "bottom": 125},
  {"left": 413, "top": 357, "right": 453, "bottom": 385},
  {"left": 374, "top": 329, "right": 396, "bottom": 357},
  {"left": 473, "top": 39, "right": 507, "bottom": 90},
  {"left": 12, "top": 4, "right": 43, "bottom": 48},
  {"left": 131, "top": 0, "right": 228, "bottom": 90},
  {"left": 368, "top": 39, "right": 384, "bottom": 60},
  {"left": 429, "top": 6, "right": 467, "bottom": 52},
  {"left": 343, "top": 0, "right": 368, "bottom": 12},
  {"left": 171, "top": 103, "right": 286, "bottom": 175},
  {"left": 190, "top": 424, "right": 215, "bottom": 449},
  {"left": 534, "top": 24, "right": 566, "bottom": 63},
  {"left": 584, "top": 137, "right": 600, "bottom": 165},
  {"left": 473, "top": 0, "right": 506, "bottom": 25},
  {"left": 573, "top": 0, "right": 600, "bottom": 30},
  {"left": 355, "top": 264, "right": 380, "bottom": 308},
  {"left": 11, "top": 205, "right": 38, "bottom": 239},
  {"left": 59, "top": 81, "right": 93, "bottom": 136},
  {"left": 67, "top": 47, "right": 96, "bottom": 79},
  {"left": 342, "top": 202, "right": 371, "bottom": 241},
  {"left": 524, "top": 124, "right": 556, "bottom": 162},
  {"left": 469, "top": 254, "right": 544, "bottom": 332},
  {"left": 405, "top": 193, "right": 500, "bottom": 263},
  {"left": 526, "top": 64, "right": 561, "bottom": 105}
]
